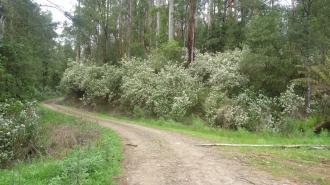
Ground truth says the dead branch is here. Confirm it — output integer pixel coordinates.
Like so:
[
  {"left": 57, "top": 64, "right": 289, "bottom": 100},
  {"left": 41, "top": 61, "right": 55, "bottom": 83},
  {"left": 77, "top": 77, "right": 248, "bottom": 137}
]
[
  {"left": 126, "top": 143, "right": 138, "bottom": 147},
  {"left": 195, "top": 144, "right": 330, "bottom": 149}
]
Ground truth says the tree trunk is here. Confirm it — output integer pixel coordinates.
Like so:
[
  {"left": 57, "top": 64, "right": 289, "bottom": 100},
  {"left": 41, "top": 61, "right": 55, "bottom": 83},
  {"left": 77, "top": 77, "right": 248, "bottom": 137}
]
[
  {"left": 156, "top": 0, "right": 161, "bottom": 46},
  {"left": 0, "top": 14, "right": 5, "bottom": 42},
  {"left": 270, "top": 0, "right": 275, "bottom": 8},
  {"left": 291, "top": 0, "right": 296, "bottom": 16},
  {"left": 118, "top": 0, "right": 124, "bottom": 58},
  {"left": 207, "top": 0, "right": 213, "bottom": 31},
  {"left": 223, "top": 0, "right": 228, "bottom": 23},
  {"left": 183, "top": 3, "right": 189, "bottom": 47},
  {"left": 234, "top": 0, "right": 238, "bottom": 19},
  {"left": 102, "top": 0, "right": 111, "bottom": 64},
  {"left": 168, "top": 0, "right": 174, "bottom": 41},
  {"left": 75, "top": 0, "right": 81, "bottom": 64},
  {"left": 186, "top": 0, "right": 196, "bottom": 67},
  {"left": 148, "top": 0, "right": 154, "bottom": 50},
  {"left": 303, "top": 0, "right": 313, "bottom": 114},
  {"left": 127, "top": 0, "right": 132, "bottom": 57}
]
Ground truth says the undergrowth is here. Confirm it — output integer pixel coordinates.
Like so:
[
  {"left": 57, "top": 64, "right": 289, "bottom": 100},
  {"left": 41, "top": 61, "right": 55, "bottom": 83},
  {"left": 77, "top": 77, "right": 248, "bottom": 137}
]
[{"left": 0, "top": 107, "right": 122, "bottom": 185}]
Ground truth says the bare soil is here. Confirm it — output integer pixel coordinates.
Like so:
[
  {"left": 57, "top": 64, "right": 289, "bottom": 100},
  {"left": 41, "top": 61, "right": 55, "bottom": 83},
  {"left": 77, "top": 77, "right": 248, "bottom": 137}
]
[{"left": 43, "top": 102, "right": 307, "bottom": 185}]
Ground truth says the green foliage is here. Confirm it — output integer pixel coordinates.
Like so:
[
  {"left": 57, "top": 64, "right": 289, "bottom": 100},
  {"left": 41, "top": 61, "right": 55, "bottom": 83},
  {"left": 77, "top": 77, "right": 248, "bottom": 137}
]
[
  {"left": 158, "top": 41, "right": 185, "bottom": 62},
  {"left": 120, "top": 58, "right": 156, "bottom": 111},
  {"left": 48, "top": 140, "right": 120, "bottom": 185},
  {"left": 146, "top": 64, "right": 200, "bottom": 120},
  {"left": 61, "top": 49, "right": 310, "bottom": 132},
  {"left": 0, "top": 107, "right": 122, "bottom": 185},
  {"left": 121, "top": 59, "right": 200, "bottom": 120},
  {"left": 189, "top": 50, "right": 248, "bottom": 125},
  {"left": 234, "top": 91, "right": 277, "bottom": 131},
  {"left": 190, "top": 49, "right": 247, "bottom": 91},
  {"left": 0, "top": 101, "right": 39, "bottom": 168},
  {"left": 60, "top": 64, "right": 87, "bottom": 97},
  {"left": 60, "top": 63, "right": 122, "bottom": 106},
  {"left": 241, "top": 11, "right": 296, "bottom": 96},
  {"left": 0, "top": 0, "right": 70, "bottom": 101},
  {"left": 202, "top": 83, "right": 305, "bottom": 133},
  {"left": 148, "top": 41, "right": 185, "bottom": 71},
  {"left": 97, "top": 109, "right": 330, "bottom": 146},
  {"left": 286, "top": 116, "right": 321, "bottom": 134}
]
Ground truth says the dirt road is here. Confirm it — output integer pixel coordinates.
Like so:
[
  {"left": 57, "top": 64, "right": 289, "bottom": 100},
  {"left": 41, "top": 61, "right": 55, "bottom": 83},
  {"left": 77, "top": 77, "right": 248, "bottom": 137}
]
[{"left": 43, "top": 102, "right": 297, "bottom": 185}]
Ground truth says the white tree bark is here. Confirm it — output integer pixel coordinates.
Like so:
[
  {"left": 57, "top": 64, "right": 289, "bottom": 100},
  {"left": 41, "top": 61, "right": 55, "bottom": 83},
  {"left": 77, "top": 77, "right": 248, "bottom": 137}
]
[
  {"left": 291, "top": 0, "right": 296, "bottom": 16},
  {"left": 75, "top": 0, "right": 81, "bottom": 64},
  {"left": 207, "top": 0, "right": 213, "bottom": 31},
  {"left": 156, "top": 0, "right": 160, "bottom": 39},
  {"left": 0, "top": 16, "right": 4, "bottom": 41},
  {"left": 168, "top": 0, "right": 174, "bottom": 41},
  {"left": 127, "top": 0, "right": 132, "bottom": 57}
]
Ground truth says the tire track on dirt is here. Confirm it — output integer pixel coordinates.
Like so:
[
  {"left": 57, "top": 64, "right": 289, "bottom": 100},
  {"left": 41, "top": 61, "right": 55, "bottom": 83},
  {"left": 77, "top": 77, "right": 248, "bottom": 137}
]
[{"left": 43, "top": 102, "right": 300, "bottom": 185}]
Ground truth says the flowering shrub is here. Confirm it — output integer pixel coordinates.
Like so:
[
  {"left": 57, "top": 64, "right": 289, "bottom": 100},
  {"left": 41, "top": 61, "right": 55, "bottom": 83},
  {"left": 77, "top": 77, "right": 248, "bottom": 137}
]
[
  {"left": 192, "top": 50, "right": 248, "bottom": 126},
  {"left": 190, "top": 50, "right": 247, "bottom": 91},
  {"left": 148, "top": 65, "right": 200, "bottom": 120},
  {"left": 121, "top": 61, "right": 200, "bottom": 120},
  {"left": 61, "top": 63, "right": 122, "bottom": 105},
  {"left": 0, "top": 101, "right": 39, "bottom": 167},
  {"left": 215, "top": 105, "right": 249, "bottom": 129},
  {"left": 120, "top": 58, "right": 157, "bottom": 112},
  {"left": 279, "top": 83, "right": 305, "bottom": 118},
  {"left": 60, "top": 63, "right": 87, "bottom": 96},
  {"left": 210, "top": 85, "right": 305, "bottom": 132},
  {"left": 60, "top": 50, "right": 306, "bottom": 133},
  {"left": 203, "top": 87, "right": 227, "bottom": 124},
  {"left": 235, "top": 91, "right": 276, "bottom": 131}
]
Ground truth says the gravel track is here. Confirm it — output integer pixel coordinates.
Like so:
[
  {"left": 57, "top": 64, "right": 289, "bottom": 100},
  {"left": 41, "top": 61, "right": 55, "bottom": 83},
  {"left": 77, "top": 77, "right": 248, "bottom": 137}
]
[{"left": 43, "top": 102, "right": 298, "bottom": 185}]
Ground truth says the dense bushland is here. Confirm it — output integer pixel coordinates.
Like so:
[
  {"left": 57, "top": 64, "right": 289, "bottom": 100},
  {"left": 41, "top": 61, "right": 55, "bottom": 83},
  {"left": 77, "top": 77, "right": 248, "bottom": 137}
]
[
  {"left": 0, "top": 101, "right": 39, "bottom": 168},
  {"left": 0, "top": 107, "right": 122, "bottom": 185},
  {"left": 60, "top": 49, "right": 327, "bottom": 134},
  {"left": 0, "top": 1, "right": 74, "bottom": 101}
]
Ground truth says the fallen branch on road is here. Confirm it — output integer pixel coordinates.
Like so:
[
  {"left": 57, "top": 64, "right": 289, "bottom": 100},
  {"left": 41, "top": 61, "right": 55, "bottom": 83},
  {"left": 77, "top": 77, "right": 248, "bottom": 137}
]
[
  {"left": 126, "top": 143, "right": 138, "bottom": 147},
  {"left": 195, "top": 144, "right": 330, "bottom": 149}
]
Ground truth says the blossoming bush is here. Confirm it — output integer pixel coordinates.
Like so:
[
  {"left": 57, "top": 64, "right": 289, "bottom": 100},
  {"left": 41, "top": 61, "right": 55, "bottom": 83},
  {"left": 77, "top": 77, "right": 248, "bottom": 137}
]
[
  {"left": 60, "top": 49, "right": 306, "bottom": 133},
  {"left": 279, "top": 83, "right": 305, "bottom": 118},
  {"left": 61, "top": 63, "right": 122, "bottom": 105},
  {"left": 211, "top": 85, "right": 305, "bottom": 132},
  {"left": 205, "top": 89, "right": 275, "bottom": 131},
  {"left": 60, "top": 63, "right": 87, "bottom": 96},
  {"left": 121, "top": 58, "right": 201, "bottom": 120},
  {"left": 203, "top": 87, "right": 227, "bottom": 124},
  {"left": 235, "top": 91, "right": 277, "bottom": 131},
  {"left": 0, "top": 101, "right": 39, "bottom": 168},
  {"left": 191, "top": 50, "right": 248, "bottom": 126},
  {"left": 190, "top": 49, "right": 247, "bottom": 91},
  {"left": 215, "top": 105, "right": 249, "bottom": 129},
  {"left": 148, "top": 65, "right": 200, "bottom": 120},
  {"left": 120, "top": 58, "right": 157, "bottom": 112}
]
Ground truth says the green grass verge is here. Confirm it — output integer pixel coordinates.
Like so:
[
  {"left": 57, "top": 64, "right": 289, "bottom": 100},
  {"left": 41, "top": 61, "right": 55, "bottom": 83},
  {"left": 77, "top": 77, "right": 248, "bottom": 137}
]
[
  {"left": 95, "top": 111, "right": 330, "bottom": 145},
  {"left": 94, "top": 111, "right": 330, "bottom": 185},
  {"left": 0, "top": 107, "right": 122, "bottom": 185}
]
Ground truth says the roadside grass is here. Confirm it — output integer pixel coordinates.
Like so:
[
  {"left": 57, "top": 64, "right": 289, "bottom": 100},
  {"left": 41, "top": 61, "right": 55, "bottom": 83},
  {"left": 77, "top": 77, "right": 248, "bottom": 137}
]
[
  {"left": 93, "top": 111, "right": 330, "bottom": 185},
  {"left": 0, "top": 107, "right": 122, "bottom": 185}
]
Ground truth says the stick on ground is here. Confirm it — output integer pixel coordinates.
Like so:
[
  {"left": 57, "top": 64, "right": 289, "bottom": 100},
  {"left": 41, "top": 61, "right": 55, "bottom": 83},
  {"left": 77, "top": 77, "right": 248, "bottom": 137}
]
[{"left": 195, "top": 144, "right": 330, "bottom": 149}]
